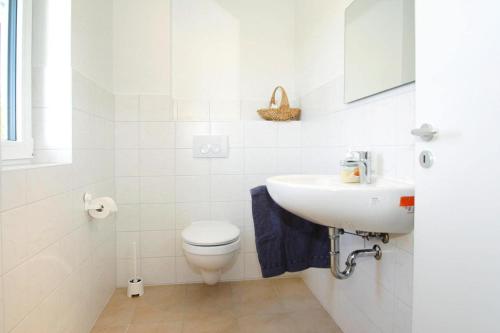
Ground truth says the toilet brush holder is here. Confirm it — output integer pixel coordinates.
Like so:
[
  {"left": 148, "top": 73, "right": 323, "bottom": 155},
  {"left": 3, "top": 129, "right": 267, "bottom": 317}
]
[{"left": 127, "top": 278, "right": 144, "bottom": 298}]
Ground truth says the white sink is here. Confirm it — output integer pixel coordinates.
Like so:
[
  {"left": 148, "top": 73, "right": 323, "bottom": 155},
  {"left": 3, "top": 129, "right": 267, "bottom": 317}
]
[{"left": 266, "top": 175, "right": 414, "bottom": 234}]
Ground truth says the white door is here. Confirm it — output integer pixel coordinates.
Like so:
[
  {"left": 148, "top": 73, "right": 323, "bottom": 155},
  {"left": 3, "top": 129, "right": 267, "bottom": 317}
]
[{"left": 413, "top": 1, "right": 500, "bottom": 332}]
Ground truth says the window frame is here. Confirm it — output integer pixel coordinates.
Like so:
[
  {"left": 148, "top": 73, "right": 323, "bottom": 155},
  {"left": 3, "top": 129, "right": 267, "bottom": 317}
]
[{"left": 1, "top": 0, "right": 33, "bottom": 161}]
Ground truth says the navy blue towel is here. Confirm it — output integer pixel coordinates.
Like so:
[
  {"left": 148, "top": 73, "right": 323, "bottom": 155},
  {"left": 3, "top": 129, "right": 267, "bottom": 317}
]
[{"left": 250, "top": 185, "right": 330, "bottom": 278}]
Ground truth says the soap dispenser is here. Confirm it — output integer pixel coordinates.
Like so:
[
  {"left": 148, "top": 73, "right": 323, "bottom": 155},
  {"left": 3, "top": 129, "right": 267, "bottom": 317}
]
[{"left": 340, "top": 151, "right": 361, "bottom": 183}]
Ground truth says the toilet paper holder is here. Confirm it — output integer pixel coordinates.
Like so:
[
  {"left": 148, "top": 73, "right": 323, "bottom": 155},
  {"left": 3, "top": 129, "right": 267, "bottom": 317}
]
[
  {"left": 84, "top": 193, "right": 105, "bottom": 211},
  {"left": 83, "top": 192, "right": 118, "bottom": 219}
]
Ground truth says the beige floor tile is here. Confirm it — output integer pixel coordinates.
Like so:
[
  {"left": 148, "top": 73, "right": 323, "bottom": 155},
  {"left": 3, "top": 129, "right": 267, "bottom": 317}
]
[
  {"left": 131, "top": 302, "right": 184, "bottom": 324},
  {"left": 231, "top": 280, "right": 278, "bottom": 303},
  {"left": 127, "top": 322, "right": 183, "bottom": 333},
  {"left": 183, "top": 284, "right": 235, "bottom": 320},
  {"left": 181, "top": 310, "right": 238, "bottom": 333},
  {"left": 92, "top": 279, "right": 342, "bottom": 333},
  {"left": 238, "top": 313, "right": 299, "bottom": 333},
  {"left": 93, "top": 303, "right": 135, "bottom": 329},
  {"left": 90, "top": 326, "right": 128, "bottom": 333},
  {"left": 290, "top": 308, "right": 344, "bottom": 333}
]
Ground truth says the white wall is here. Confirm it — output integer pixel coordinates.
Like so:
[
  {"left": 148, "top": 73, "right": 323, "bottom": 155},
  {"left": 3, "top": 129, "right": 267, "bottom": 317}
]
[
  {"left": 295, "top": 1, "right": 416, "bottom": 333},
  {"left": 113, "top": 0, "right": 300, "bottom": 287},
  {"left": 172, "top": 0, "right": 295, "bottom": 102},
  {"left": 113, "top": 0, "right": 170, "bottom": 95},
  {"left": 0, "top": 0, "right": 116, "bottom": 332},
  {"left": 72, "top": 0, "right": 113, "bottom": 92}
]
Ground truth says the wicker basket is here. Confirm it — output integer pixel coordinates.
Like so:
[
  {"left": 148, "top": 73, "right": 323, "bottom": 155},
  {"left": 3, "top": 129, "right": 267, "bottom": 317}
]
[{"left": 257, "top": 86, "right": 301, "bottom": 121}]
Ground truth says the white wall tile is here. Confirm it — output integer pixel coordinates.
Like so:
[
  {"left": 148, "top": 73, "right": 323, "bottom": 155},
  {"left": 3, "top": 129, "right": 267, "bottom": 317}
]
[
  {"left": 395, "top": 93, "right": 416, "bottom": 145},
  {"left": 72, "top": 110, "right": 91, "bottom": 149},
  {"left": 242, "top": 226, "right": 257, "bottom": 253},
  {"left": 210, "top": 202, "right": 245, "bottom": 227},
  {"left": 115, "top": 122, "right": 139, "bottom": 149},
  {"left": 115, "top": 95, "right": 139, "bottom": 121},
  {"left": 174, "top": 230, "right": 184, "bottom": 257},
  {"left": 176, "top": 100, "right": 209, "bottom": 121},
  {"left": 175, "top": 122, "right": 210, "bottom": 148},
  {"left": 396, "top": 146, "right": 415, "bottom": 182},
  {"left": 26, "top": 165, "right": 72, "bottom": 203},
  {"left": 175, "top": 149, "right": 210, "bottom": 175},
  {"left": 243, "top": 253, "right": 262, "bottom": 279},
  {"left": 244, "top": 121, "right": 278, "bottom": 147},
  {"left": 395, "top": 232, "right": 414, "bottom": 254},
  {"left": 393, "top": 299, "right": 412, "bottom": 333},
  {"left": 140, "top": 230, "right": 175, "bottom": 258},
  {"left": 244, "top": 148, "right": 277, "bottom": 174},
  {"left": 115, "top": 150, "right": 139, "bottom": 177},
  {"left": 117, "top": 232, "right": 140, "bottom": 259},
  {"left": 211, "top": 122, "right": 244, "bottom": 147},
  {"left": 367, "top": 104, "right": 397, "bottom": 146},
  {"left": 116, "top": 204, "right": 140, "bottom": 232},
  {"left": 141, "top": 204, "right": 175, "bottom": 231},
  {"left": 301, "top": 119, "right": 329, "bottom": 147},
  {"left": 139, "top": 122, "right": 175, "bottom": 149},
  {"left": 115, "top": 177, "right": 140, "bottom": 204},
  {"left": 142, "top": 257, "right": 176, "bottom": 285},
  {"left": 175, "top": 176, "right": 210, "bottom": 203},
  {"left": 2, "top": 206, "right": 32, "bottom": 272},
  {"left": 140, "top": 177, "right": 175, "bottom": 203},
  {"left": 117, "top": 258, "right": 140, "bottom": 288},
  {"left": 175, "top": 202, "right": 210, "bottom": 229},
  {"left": 139, "top": 149, "right": 175, "bottom": 176},
  {"left": 241, "top": 100, "right": 268, "bottom": 121},
  {"left": 211, "top": 148, "right": 244, "bottom": 175},
  {"left": 3, "top": 242, "right": 69, "bottom": 332},
  {"left": 1, "top": 169, "right": 27, "bottom": 211},
  {"left": 210, "top": 175, "right": 245, "bottom": 202},
  {"left": 5, "top": 46, "right": 116, "bottom": 333},
  {"left": 140, "top": 95, "right": 173, "bottom": 121},
  {"left": 277, "top": 122, "right": 302, "bottom": 147},
  {"left": 395, "top": 249, "right": 414, "bottom": 307},
  {"left": 210, "top": 101, "right": 241, "bottom": 121},
  {"left": 276, "top": 148, "right": 302, "bottom": 174}
]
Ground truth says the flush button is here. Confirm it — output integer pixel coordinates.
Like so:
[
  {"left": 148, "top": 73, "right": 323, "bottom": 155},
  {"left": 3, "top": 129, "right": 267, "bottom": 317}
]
[{"left": 419, "top": 150, "right": 434, "bottom": 168}]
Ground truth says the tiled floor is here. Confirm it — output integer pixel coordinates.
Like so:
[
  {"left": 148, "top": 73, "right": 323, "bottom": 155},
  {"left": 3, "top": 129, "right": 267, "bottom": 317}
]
[{"left": 91, "top": 278, "right": 343, "bottom": 333}]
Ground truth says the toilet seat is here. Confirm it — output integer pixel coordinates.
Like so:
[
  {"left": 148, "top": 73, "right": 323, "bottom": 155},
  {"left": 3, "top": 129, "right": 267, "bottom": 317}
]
[
  {"left": 182, "top": 221, "right": 240, "bottom": 247},
  {"left": 182, "top": 221, "right": 241, "bottom": 256},
  {"left": 183, "top": 238, "right": 241, "bottom": 256}
]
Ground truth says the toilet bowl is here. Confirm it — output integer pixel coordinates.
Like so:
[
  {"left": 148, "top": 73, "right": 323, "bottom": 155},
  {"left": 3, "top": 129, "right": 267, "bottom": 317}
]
[{"left": 182, "top": 221, "right": 241, "bottom": 285}]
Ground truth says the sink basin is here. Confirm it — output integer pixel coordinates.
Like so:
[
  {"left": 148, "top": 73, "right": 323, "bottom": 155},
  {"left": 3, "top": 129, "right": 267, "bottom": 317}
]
[{"left": 266, "top": 175, "right": 414, "bottom": 234}]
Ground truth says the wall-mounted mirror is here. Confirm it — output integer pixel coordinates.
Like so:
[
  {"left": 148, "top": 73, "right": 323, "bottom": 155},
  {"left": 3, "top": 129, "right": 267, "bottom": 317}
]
[{"left": 344, "top": 0, "right": 415, "bottom": 103}]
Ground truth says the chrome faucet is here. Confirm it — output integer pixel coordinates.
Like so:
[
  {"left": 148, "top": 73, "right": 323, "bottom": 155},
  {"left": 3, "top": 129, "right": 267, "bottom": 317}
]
[{"left": 340, "top": 151, "right": 372, "bottom": 184}]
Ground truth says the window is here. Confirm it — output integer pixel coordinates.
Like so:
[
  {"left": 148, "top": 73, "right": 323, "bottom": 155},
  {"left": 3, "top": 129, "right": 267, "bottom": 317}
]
[{"left": 1, "top": 0, "right": 32, "bottom": 161}]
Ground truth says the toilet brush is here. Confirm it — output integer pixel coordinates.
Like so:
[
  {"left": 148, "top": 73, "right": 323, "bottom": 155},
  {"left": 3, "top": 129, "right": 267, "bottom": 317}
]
[{"left": 127, "top": 241, "right": 144, "bottom": 297}]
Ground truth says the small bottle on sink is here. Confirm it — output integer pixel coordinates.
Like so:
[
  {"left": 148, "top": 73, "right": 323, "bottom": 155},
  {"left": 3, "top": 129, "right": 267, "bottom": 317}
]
[{"left": 340, "top": 151, "right": 361, "bottom": 183}]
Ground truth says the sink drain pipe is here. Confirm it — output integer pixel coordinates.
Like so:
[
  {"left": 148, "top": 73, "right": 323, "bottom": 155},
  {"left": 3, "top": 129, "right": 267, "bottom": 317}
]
[{"left": 329, "top": 227, "right": 382, "bottom": 280}]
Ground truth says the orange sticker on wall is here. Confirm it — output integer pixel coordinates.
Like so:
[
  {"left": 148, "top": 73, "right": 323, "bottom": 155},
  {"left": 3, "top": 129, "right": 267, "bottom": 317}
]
[{"left": 400, "top": 196, "right": 415, "bottom": 207}]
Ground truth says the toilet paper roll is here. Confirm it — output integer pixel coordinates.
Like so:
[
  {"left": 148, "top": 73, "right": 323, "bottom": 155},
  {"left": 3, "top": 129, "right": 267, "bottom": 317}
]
[
  {"left": 89, "top": 204, "right": 110, "bottom": 220},
  {"left": 88, "top": 197, "right": 118, "bottom": 219}
]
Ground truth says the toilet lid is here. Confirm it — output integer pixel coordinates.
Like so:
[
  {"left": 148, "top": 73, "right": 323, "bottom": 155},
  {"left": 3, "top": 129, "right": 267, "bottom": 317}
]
[{"left": 182, "top": 221, "right": 240, "bottom": 246}]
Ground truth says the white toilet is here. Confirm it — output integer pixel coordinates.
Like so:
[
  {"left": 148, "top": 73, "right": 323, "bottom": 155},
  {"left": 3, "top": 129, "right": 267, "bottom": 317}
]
[{"left": 182, "top": 221, "right": 241, "bottom": 285}]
